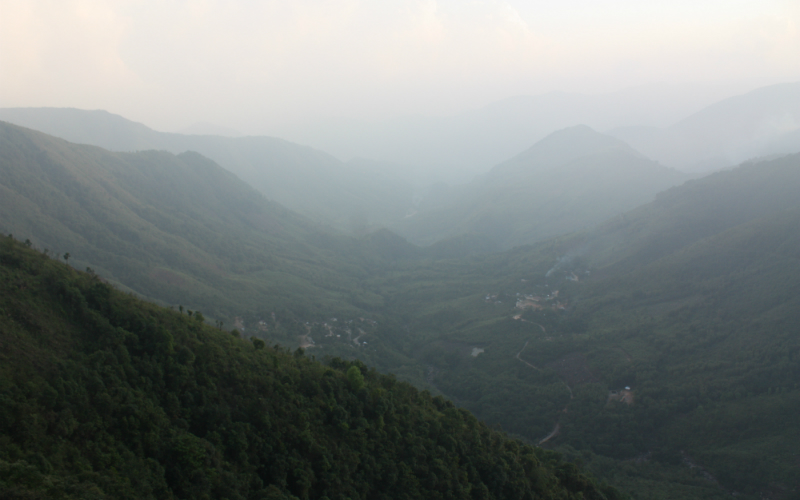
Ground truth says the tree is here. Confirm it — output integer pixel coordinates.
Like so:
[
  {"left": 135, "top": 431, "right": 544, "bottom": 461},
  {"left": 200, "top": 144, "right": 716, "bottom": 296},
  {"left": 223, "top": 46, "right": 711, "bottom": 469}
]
[{"left": 347, "top": 365, "right": 364, "bottom": 391}]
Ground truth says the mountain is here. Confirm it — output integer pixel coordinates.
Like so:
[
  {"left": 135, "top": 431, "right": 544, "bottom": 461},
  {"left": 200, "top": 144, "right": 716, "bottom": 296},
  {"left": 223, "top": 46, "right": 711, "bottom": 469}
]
[
  {"left": 392, "top": 126, "right": 690, "bottom": 250},
  {"left": 0, "top": 120, "right": 404, "bottom": 323},
  {"left": 609, "top": 82, "right": 800, "bottom": 172},
  {"left": 4, "top": 114, "right": 800, "bottom": 497},
  {"left": 0, "top": 108, "right": 414, "bottom": 231},
  {"left": 365, "top": 153, "right": 800, "bottom": 498},
  {"left": 577, "top": 152, "right": 800, "bottom": 272},
  {"left": 0, "top": 237, "right": 621, "bottom": 499},
  {"left": 281, "top": 83, "right": 755, "bottom": 183}
]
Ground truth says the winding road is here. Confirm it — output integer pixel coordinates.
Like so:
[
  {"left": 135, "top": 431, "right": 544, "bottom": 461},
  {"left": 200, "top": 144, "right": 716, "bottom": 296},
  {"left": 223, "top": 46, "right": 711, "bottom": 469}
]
[{"left": 513, "top": 321, "right": 574, "bottom": 444}]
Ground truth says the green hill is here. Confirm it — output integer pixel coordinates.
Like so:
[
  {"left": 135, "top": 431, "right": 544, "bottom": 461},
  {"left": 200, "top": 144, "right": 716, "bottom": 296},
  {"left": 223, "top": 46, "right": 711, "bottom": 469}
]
[
  {"left": 579, "top": 152, "right": 800, "bottom": 271},
  {"left": 0, "top": 120, "right": 401, "bottom": 323},
  {"left": 393, "top": 126, "right": 689, "bottom": 250},
  {"left": 0, "top": 108, "right": 414, "bottom": 231},
  {"left": 373, "top": 154, "right": 800, "bottom": 498},
  {"left": 0, "top": 235, "right": 620, "bottom": 499},
  {"left": 4, "top": 119, "right": 800, "bottom": 497}
]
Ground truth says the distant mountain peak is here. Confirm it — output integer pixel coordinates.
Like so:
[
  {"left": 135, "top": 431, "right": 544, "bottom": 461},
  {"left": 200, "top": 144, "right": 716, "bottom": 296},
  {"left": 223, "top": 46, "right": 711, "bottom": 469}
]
[{"left": 492, "top": 124, "right": 643, "bottom": 176}]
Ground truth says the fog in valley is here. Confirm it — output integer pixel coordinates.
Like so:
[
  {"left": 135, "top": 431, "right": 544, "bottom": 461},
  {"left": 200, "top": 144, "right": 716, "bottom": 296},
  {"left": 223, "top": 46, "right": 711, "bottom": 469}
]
[{"left": 2, "top": 1, "right": 800, "bottom": 499}]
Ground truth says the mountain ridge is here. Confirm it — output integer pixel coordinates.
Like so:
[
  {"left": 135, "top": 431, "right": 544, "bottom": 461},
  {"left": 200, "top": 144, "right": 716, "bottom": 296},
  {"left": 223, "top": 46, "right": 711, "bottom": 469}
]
[
  {"left": 0, "top": 108, "right": 414, "bottom": 231},
  {"left": 392, "top": 126, "right": 689, "bottom": 250},
  {"left": 609, "top": 82, "right": 800, "bottom": 172}
]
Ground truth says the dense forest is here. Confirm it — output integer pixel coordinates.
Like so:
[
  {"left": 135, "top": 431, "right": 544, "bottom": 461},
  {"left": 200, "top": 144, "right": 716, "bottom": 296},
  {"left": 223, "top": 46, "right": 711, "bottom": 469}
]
[{"left": 0, "top": 236, "right": 623, "bottom": 499}]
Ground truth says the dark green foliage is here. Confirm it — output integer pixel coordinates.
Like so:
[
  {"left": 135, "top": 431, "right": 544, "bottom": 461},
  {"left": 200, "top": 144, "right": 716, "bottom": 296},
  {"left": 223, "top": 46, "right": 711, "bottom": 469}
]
[{"left": 0, "top": 237, "right": 617, "bottom": 499}]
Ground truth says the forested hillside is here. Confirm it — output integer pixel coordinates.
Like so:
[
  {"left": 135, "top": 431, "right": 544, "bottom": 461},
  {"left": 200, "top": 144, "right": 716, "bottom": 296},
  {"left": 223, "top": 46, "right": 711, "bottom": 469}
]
[
  {"left": 3, "top": 122, "right": 800, "bottom": 498},
  {"left": 0, "top": 236, "right": 620, "bottom": 499},
  {"left": 392, "top": 126, "right": 689, "bottom": 250},
  {"left": 366, "top": 154, "right": 800, "bottom": 498},
  {"left": 0, "top": 109, "right": 414, "bottom": 230},
  {"left": 0, "top": 120, "right": 414, "bottom": 323}
]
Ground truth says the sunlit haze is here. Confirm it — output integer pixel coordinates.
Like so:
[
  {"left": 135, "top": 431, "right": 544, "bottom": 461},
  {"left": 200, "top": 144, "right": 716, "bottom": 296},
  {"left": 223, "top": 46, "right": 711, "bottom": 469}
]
[{"left": 1, "top": 0, "right": 799, "bottom": 136}]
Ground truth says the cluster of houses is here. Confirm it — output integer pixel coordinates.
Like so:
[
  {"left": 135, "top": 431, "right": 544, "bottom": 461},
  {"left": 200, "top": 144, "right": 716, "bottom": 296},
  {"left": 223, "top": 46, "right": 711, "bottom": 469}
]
[
  {"left": 233, "top": 314, "right": 378, "bottom": 350},
  {"left": 514, "top": 291, "right": 567, "bottom": 311}
]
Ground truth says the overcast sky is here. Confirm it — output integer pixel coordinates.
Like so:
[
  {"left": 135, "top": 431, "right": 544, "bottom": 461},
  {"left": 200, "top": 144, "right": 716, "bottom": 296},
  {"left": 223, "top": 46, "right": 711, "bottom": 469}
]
[{"left": 1, "top": 0, "right": 799, "bottom": 134}]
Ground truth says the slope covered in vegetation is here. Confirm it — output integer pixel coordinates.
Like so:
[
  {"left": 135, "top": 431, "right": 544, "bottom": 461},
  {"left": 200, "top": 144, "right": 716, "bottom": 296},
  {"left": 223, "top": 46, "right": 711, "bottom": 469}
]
[
  {"left": 0, "top": 120, "right": 416, "bottom": 322},
  {"left": 392, "top": 126, "right": 688, "bottom": 250},
  {"left": 0, "top": 109, "right": 414, "bottom": 231},
  {"left": 0, "top": 236, "right": 620, "bottom": 499},
  {"left": 364, "top": 154, "right": 800, "bottom": 498},
  {"left": 4, "top": 121, "right": 800, "bottom": 498}
]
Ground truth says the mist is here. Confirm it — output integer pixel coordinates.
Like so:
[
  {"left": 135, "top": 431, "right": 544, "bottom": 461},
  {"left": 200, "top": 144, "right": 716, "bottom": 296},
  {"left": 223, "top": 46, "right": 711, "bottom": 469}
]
[
  {"left": 4, "top": 2, "right": 800, "bottom": 498},
  {"left": 2, "top": 1, "right": 798, "bottom": 143}
]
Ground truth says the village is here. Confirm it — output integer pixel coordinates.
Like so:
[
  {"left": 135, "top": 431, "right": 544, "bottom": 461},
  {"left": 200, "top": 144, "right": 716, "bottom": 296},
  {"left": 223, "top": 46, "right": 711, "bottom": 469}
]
[{"left": 232, "top": 313, "right": 380, "bottom": 351}]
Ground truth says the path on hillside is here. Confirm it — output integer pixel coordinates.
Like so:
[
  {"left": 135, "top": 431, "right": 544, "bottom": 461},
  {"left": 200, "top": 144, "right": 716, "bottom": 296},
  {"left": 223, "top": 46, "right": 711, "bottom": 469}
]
[
  {"left": 516, "top": 340, "right": 542, "bottom": 372},
  {"left": 539, "top": 423, "right": 561, "bottom": 445},
  {"left": 514, "top": 321, "right": 574, "bottom": 444},
  {"left": 516, "top": 317, "right": 547, "bottom": 332}
]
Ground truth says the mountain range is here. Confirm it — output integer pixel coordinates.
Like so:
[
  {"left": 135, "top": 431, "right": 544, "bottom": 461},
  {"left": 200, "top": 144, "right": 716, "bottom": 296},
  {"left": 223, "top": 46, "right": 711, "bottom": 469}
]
[
  {"left": 2, "top": 93, "right": 800, "bottom": 498},
  {"left": 0, "top": 120, "right": 413, "bottom": 323},
  {"left": 391, "top": 125, "right": 691, "bottom": 250},
  {"left": 3, "top": 82, "right": 799, "bottom": 250},
  {"left": 279, "top": 83, "right": 764, "bottom": 181},
  {"left": 0, "top": 108, "right": 414, "bottom": 232},
  {"left": 609, "top": 82, "right": 800, "bottom": 172},
  {"left": 385, "top": 153, "right": 800, "bottom": 498},
  {"left": 280, "top": 82, "right": 799, "bottom": 181}
]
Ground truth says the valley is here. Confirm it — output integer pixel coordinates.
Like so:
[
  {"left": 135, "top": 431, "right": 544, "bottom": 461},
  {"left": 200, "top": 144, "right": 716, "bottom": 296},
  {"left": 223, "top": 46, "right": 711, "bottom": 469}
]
[
  {"left": 2, "top": 85, "right": 800, "bottom": 499},
  {"left": 6, "top": 2, "right": 800, "bottom": 497}
]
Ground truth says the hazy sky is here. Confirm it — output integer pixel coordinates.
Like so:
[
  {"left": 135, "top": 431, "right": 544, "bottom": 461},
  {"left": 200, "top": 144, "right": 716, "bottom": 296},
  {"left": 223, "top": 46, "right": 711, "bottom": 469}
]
[{"left": 1, "top": 0, "right": 799, "bottom": 134}]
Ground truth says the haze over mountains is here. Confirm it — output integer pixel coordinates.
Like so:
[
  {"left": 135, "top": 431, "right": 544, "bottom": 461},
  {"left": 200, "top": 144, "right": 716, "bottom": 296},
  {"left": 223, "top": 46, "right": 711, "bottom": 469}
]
[
  {"left": 609, "top": 82, "right": 800, "bottom": 172},
  {"left": 391, "top": 125, "right": 691, "bottom": 250},
  {"left": 0, "top": 108, "right": 415, "bottom": 233},
  {"left": 4, "top": 0, "right": 800, "bottom": 496},
  {"left": 279, "top": 82, "right": 800, "bottom": 181},
  {"left": 3, "top": 82, "right": 800, "bottom": 254},
  {"left": 3, "top": 104, "right": 800, "bottom": 497},
  {"left": 0, "top": 121, "right": 413, "bottom": 322}
]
